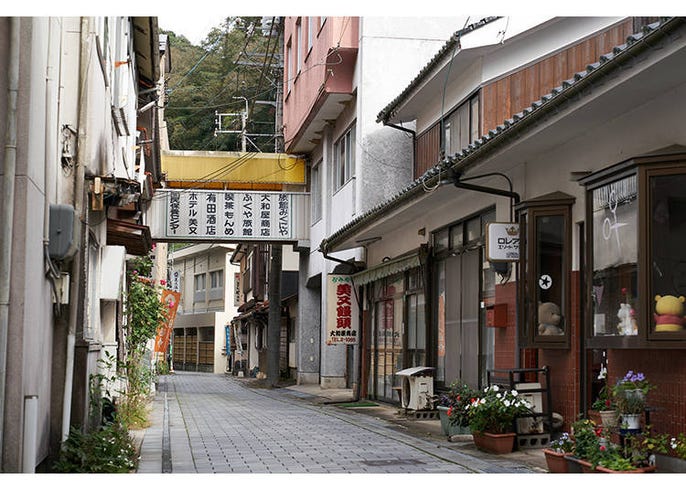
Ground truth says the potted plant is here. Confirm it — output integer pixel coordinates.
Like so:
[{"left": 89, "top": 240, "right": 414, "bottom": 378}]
[
  {"left": 543, "top": 432, "right": 574, "bottom": 473},
  {"left": 435, "top": 380, "right": 478, "bottom": 438},
  {"left": 591, "top": 385, "right": 618, "bottom": 428},
  {"left": 566, "top": 418, "right": 600, "bottom": 472},
  {"left": 566, "top": 418, "right": 659, "bottom": 473},
  {"left": 612, "top": 370, "right": 654, "bottom": 429},
  {"left": 467, "top": 385, "right": 532, "bottom": 454}
]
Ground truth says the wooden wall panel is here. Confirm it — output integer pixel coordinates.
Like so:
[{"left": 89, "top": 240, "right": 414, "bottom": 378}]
[
  {"left": 414, "top": 124, "right": 441, "bottom": 178},
  {"left": 427, "top": 20, "right": 636, "bottom": 169},
  {"left": 481, "top": 19, "right": 633, "bottom": 134}
]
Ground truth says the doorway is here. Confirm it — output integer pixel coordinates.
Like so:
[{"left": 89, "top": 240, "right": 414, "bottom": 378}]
[{"left": 442, "top": 249, "right": 480, "bottom": 388}]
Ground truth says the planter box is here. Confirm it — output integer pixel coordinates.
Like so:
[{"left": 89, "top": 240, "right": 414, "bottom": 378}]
[
  {"left": 563, "top": 455, "right": 656, "bottom": 473},
  {"left": 437, "top": 405, "right": 471, "bottom": 438},
  {"left": 563, "top": 455, "right": 585, "bottom": 473},
  {"left": 543, "top": 449, "right": 571, "bottom": 473},
  {"left": 655, "top": 454, "right": 686, "bottom": 473}
]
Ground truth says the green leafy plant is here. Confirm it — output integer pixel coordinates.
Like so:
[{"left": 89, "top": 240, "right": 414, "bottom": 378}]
[
  {"left": 549, "top": 432, "right": 574, "bottom": 454},
  {"left": 571, "top": 418, "right": 600, "bottom": 462},
  {"left": 467, "top": 385, "right": 532, "bottom": 434},
  {"left": 53, "top": 421, "right": 137, "bottom": 473},
  {"left": 591, "top": 384, "right": 617, "bottom": 411},
  {"left": 437, "top": 380, "right": 479, "bottom": 428},
  {"left": 612, "top": 371, "right": 654, "bottom": 414},
  {"left": 118, "top": 255, "right": 168, "bottom": 428},
  {"left": 571, "top": 417, "right": 661, "bottom": 470}
]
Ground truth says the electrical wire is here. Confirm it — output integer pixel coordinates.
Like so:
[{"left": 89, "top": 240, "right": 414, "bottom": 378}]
[{"left": 421, "top": 17, "right": 471, "bottom": 194}]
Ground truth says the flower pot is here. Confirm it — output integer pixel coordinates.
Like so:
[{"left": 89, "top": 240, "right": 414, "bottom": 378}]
[
  {"left": 472, "top": 431, "right": 516, "bottom": 454},
  {"left": 599, "top": 410, "right": 619, "bottom": 428},
  {"left": 543, "top": 449, "right": 571, "bottom": 473},
  {"left": 621, "top": 413, "right": 641, "bottom": 429}
]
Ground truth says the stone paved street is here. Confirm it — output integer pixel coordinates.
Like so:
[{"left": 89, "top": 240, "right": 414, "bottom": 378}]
[{"left": 135, "top": 372, "right": 547, "bottom": 474}]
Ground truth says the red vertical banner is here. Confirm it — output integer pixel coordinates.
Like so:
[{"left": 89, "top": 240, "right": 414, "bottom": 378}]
[{"left": 155, "top": 290, "right": 181, "bottom": 353}]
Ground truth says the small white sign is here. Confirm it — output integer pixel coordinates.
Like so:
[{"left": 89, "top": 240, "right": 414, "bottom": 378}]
[
  {"left": 539, "top": 274, "right": 552, "bottom": 290},
  {"left": 486, "top": 222, "right": 520, "bottom": 262}
]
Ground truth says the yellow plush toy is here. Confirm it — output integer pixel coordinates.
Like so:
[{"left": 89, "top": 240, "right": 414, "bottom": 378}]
[{"left": 654, "top": 295, "right": 685, "bottom": 332}]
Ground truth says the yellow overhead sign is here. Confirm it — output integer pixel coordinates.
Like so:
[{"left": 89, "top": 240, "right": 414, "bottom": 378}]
[{"left": 161, "top": 150, "right": 306, "bottom": 187}]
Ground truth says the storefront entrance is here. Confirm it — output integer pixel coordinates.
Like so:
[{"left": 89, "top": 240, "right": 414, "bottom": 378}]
[{"left": 437, "top": 249, "right": 481, "bottom": 388}]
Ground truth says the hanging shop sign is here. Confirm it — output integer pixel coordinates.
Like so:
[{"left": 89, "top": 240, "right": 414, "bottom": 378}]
[
  {"left": 486, "top": 222, "right": 520, "bottom": 261},
  {"left": 154, "top": 290, "right": 181, "bottom": 353},
  {"left": 326, "top": 275, "right": 360, "bottom": 345},
  {"left": 149, "top": 189, "right": 310, "bottom": 243}
]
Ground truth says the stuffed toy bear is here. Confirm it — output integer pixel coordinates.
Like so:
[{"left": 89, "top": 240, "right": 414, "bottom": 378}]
[
  {"left": 538, "top": 302, "right": 563, "bottom": 335},
  {"left": 654, "top": 294, "right": 685, "bottom": 332}
]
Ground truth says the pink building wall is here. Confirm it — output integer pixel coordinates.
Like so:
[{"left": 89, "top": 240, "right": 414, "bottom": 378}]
[{"left": 282, "top": 16, "right": 359, "bottom": 149}]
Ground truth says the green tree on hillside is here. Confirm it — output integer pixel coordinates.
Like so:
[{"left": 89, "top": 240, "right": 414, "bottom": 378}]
[{"left": 162, "top": 16, "right": 282, "bottom": 152}]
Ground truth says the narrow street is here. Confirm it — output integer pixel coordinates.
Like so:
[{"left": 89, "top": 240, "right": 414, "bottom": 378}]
[{"left": 135, "top": 372, "right": 547, "bottom": 474}]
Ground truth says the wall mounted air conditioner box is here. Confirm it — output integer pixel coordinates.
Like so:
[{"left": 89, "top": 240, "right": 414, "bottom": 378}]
[
  {"left": 49, "top": 204, "right": 80, "bottom": 261},
  {"left": 396, "top": 367, "right": 435, "bottom": 411}
]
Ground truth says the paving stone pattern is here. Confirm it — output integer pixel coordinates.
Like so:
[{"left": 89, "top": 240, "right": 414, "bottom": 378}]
[{"left": 137, "top": 372, "right": 539, "bottom": 474}]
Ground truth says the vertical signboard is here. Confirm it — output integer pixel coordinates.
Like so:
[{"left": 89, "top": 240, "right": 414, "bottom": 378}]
[
  {"left": 486, "top": 222, "right": 520, "bottom": 261},
  {"left": 326, "top": 275, "right": 359, "bottom": 345},
  {"left": 234, "top": 272, "right": 241, "bottom": 307},
  {"left": 154, "top": 290, "right": 181, "bottom": 354}
]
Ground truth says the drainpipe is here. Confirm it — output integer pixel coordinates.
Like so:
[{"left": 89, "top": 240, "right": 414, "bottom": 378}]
[
  {"left": 62, "top": 16, "right": 89, "bottom": 442},
  {"left": 0, "top": 17, "right": 20, "bottom": 471},
  {"left": 44, "top": 18, "right": 61, "bottom": 298}
]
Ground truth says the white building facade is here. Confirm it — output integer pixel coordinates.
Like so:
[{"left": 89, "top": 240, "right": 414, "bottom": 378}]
[
  {"left": 0, "top": 17, "right": 164, "bottom": 471},
  {"left": 283, "top": 17, "right": 467, "bottom": 389}
]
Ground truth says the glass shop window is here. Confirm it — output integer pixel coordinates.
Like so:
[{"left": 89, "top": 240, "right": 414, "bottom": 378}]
[
  {"left": 648, "top": 171, "right": 686, "bottom": 338},
  {"left": 517, "top": 193, "right": 574, "bottom": 348},
  {"left": 591, "top": 174, "right": 638, "bottom": 337},
  {"left": 581, "top": 152, "right": 686, "bottom": 347}
]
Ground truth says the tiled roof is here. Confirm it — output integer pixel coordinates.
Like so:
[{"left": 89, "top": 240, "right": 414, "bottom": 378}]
[
  {"left": 376, "top": 17, "right": 501, "bottom": 124},
  {"left": 322, "top": 17, "right": 681, "bottom": 253}
]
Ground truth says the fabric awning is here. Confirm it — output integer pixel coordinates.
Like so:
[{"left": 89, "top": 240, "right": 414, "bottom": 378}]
[{"left": 351, "top": 252, "right": 421, "bottom": 286}]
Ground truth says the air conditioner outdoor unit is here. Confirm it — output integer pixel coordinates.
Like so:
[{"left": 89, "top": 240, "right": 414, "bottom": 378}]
[{"left": 396, "top": 367, "right": 435, "bottom": 411}]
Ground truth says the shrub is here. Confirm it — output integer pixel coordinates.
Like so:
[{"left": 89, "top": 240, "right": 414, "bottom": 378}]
[{"left": 53, "top": 421, "right": 137, "bottom": 473}]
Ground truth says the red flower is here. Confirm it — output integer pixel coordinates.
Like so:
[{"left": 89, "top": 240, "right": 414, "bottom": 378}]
[
  {"left": 600, "top": 445, "right": 607, "bottom": 451},
  {"left": 604, "top": 399, "right": 611, "bottom": 408},
  {"left": 456, "top": 395, "right": 461, "bottom": 401},
  {"left": 160, "top": 279, "right": 167, "bottom": 286},
  {"left": 447, "top": 407, "right": 453, "bottom": 416}
]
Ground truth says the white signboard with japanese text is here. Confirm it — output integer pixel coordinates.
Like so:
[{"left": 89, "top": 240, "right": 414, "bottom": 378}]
[
  {"left": 486, "top": 222, "right": 520, "bottom": 261},
  {"left": 326, "top": 275, "right": 360, "bottom": 345},
  {"left": 150, "top": 189, "right": 310, "bottom": 243}
]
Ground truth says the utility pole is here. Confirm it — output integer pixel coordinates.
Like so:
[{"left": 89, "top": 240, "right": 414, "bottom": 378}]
[{"left": 266, "top": 17, "right": 284, "bottom": 387}]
